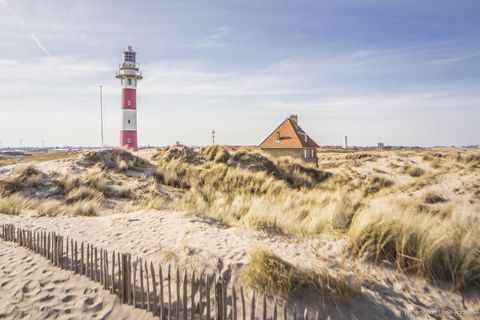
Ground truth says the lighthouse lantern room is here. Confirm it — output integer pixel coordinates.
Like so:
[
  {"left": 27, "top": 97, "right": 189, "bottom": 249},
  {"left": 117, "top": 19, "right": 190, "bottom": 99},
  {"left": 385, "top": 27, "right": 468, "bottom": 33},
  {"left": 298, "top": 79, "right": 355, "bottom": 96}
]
[{"left": 115, "top": 46, "right": 143, "bottom": 151}]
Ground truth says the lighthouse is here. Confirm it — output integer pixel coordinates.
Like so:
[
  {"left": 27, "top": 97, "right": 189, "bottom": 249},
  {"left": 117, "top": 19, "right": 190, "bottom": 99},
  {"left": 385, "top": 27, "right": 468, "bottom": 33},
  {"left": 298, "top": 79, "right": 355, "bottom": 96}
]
[{"left": 116, "top": 46, "right": 143, "bottom": 151}]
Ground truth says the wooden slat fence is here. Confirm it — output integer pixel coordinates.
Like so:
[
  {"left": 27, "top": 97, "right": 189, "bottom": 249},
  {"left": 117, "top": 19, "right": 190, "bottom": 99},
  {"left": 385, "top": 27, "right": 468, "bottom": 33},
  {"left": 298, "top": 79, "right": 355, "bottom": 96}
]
[{"left": 0, "top": 223, "right": 326, "bottom": 320}]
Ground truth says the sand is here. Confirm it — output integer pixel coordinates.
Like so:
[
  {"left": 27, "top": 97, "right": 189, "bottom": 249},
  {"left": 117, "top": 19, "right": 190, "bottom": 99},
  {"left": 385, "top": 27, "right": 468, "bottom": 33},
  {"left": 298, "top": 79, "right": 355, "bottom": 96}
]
[
  {"left": 1, "top": 148, "right": 479, "bottom": 319},
  {"left": 1, "top": 209, "right": 474, "bottom": 320},
  {"left": 0, "top": 239, "right": 154, "bottom": 320}
]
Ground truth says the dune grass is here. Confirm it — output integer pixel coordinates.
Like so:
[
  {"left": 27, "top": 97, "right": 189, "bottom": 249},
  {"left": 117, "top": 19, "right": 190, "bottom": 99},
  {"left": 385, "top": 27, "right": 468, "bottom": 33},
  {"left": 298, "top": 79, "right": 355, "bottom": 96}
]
[
  {"left": 349, "top": 199, "right": 480, "bottom": 289},
  {"left": 0, "top": 165, "right": 43, "bottom": 196},
  {"left": 80, "top": 148, "right": 148, "bottom": 171},
  {"left": 242, "top": 249, "right": 358, "bottom": 298},
  {"left": 1, "top": 147, "right": 479, "bottom": 291},
  {"left": 0, "top": 194, "right": 36, "bottom": 215}
]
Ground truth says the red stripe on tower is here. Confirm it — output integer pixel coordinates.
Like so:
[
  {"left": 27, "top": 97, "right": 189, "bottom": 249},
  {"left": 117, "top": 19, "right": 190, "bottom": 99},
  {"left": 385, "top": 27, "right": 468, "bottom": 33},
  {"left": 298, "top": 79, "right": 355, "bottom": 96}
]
[{"left": 115, "top": 46, "right": 143, "bottom": 151}]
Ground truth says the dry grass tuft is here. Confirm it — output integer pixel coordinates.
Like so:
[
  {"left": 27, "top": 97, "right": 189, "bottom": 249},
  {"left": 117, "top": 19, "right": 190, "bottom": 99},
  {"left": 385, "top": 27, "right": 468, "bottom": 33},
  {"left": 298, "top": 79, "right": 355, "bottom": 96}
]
[
  {"left": 0, "top": 194, "right": 35, "bottom": 215},
  {"left": 83, "top": 167, "right": 109, "bottom": 192},
  {"left": 407, "top": 166, "right": 426, "bottom": 177},
  {"left": 154, "top": 145, "right": 204, "bottom": 164},
  {"left": 349, "top": 200, "right": 480, "bottom": 289},
  {"left": 0, "top": 165, "right": 44, "bottom": 196},
  {"left": 423, "top": 191, "right": 449, "bottom": 204},
  {"left": 363, "top": 176, "right": 394, "bottom": 196},
  {"left": 242, "top": 249, "right": 358, "bottom": 298},
  {"left": 37, "top": 200, "right": 65, "bottom": 216},
  {"left": 65, "top": 186, "right": 102, "bottom": 204},
  {"left": 202, "top": 145, "right": 230, "bottom": 163},
  {"left": 80, "top": 148, "right": 148, "bottom": 171}
]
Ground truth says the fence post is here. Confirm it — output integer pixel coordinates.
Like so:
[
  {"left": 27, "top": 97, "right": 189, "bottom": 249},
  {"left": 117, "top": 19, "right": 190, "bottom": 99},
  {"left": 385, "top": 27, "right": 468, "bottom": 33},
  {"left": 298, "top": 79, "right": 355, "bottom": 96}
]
[
  {"left": 118, "top": 252, "right": 122, "bottom": 302},
  {"left": 104, "top": 250, "right": 109, "bottom": 290},
  {"left": 133, "top": 258, "right": 138, "bottom": 307},
  {"left": 199, "top": 273, "right": 204, "bottom": 319},
  {"left": 250, "top": 291, "right": 256, "bottom": 320},
  {"left": 168, "top": 265, "right": 172, "bottom": 320},
  {"left": 100, "top": 249, "right": 104, "bottom": 285},
  {"left": 128, "top": 254, "right": 133, "bottom": 305},
  {"left": 240, "top": 287, "right": 246, "bottom": 320},
  {"left": 95, "top": 247, "right": 99, "bottom": 281},
  {"left": 140, "top": 259, "right": 145, "bottom": 308},
  {"left": 70, "top": 239, "right": 74, "bottom": 271},
  {"left": 304, "top": 308, "right": 308, "bottom": 320},
  {"left": 273, "top": 298, "right": 277, "bottom": 320},
  {"left": 151, "top": 262, "right": 158, "bottom": 315},
  {"left": 191, "top": 271, "right": 196, "bottom": 320},
  {"left": 123, "top": 254, "right": 129, "bottom": 304},
  {"left": 144, "top": 260, "right": 150, "bottom": 312},
  {"left": 206, "top": 275, "right": 211, "bottom": 320},
  {"left": 214, "top": 277, "right": 221, "bottom": 320},
  {"left": 213, "top": 277, "right": 217, "bottom": 320},
  {"left": 60, "top": 236, "right": 64, "bottom": 267},
  {"left": 176, "top": 268, "right": 180, "bottom": 320},
  {"left": 111, "top": 251, "right": 115, "bottom": 294},
  {"left": 159, "top": 264, "right": 164, "bottom": 320},
  {"left": 223, "top": 278, "right": 228, "bottom": 320},
  {"left": 232, "top": 285, "right": 237, "bottom": 320},
  {"left": 81, "top": 242, "right": 84, "bottom": 274},
  {"left": 86, "top": 244, "right": 90, "bottom": 278},
  {"left": 293, "top": 304, "right": 297, "bottom": 320},
  {"left": 183, "top": 270, "right": 188, "bottom": 320},
  {"left": 262, "top": 294, "right": 267, "bottom": 320},
  {"left": 74, "top": 241, "right": 78, "bottom": 273},
  {"left": 47, "top": 232, "right": 51, "bottom": 261},
  {"left": 65, "top": 237, "right": 69, "bottom": 268}
]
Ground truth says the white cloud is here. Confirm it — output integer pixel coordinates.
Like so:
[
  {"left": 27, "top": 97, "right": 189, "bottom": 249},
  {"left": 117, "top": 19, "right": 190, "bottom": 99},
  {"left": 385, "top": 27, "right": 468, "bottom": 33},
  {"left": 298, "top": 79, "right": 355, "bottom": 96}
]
[{"left": 196, "top": 25, "right": 232, "bottom": 48}]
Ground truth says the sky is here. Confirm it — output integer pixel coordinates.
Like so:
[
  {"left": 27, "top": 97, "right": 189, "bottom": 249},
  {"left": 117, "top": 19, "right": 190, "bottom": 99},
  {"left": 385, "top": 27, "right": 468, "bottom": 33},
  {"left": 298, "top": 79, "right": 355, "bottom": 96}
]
[{"left": 0, "top": 0, "right": 479, "bottom": 148}]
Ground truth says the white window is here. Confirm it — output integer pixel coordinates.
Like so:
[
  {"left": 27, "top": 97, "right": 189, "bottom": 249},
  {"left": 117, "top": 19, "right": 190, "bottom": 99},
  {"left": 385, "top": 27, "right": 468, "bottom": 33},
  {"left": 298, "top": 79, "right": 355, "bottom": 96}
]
[
  {"left": 304, "top": 149, "right": 308, "bottom": 158},
  {"left": 127, "top": 79, "right": 132, "bottom": 85},
  {"left": 127, "top": 100, "right": 132, "bottom": 106},
  {"left": 275, "top": 131, "right": 281, "bottom": 142},
  {"left": 127, "top": 138, "right": 131, "bottom": 143},
  {"left": 311, "top": 149, "right": 314, "bottom": 158}
]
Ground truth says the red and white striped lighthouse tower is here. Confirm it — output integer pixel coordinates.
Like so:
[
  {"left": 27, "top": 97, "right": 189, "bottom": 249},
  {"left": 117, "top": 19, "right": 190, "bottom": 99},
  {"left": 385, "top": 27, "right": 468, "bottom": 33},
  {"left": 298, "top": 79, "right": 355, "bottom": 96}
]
[{"left": 116, "top": 46, "right": 143, "bottom": 151}]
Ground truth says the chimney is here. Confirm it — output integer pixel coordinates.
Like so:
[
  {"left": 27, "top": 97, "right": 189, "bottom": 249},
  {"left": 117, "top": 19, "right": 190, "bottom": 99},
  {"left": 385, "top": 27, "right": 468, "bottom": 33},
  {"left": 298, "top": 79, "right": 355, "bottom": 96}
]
[{"left": 289, "top": 114, "right": 298, "bottom": 124}]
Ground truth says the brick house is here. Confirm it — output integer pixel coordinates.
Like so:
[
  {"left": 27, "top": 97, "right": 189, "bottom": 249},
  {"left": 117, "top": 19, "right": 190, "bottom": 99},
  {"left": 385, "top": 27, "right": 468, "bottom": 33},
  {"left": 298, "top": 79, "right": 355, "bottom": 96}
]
[{"left": 259, "top": 115, "right": 319, "bottom": 164}]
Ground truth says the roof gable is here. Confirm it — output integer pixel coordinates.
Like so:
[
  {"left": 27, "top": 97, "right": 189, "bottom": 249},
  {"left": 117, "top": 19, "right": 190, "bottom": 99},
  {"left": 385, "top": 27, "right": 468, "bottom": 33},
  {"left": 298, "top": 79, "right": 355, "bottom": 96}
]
[{"left": 259, "top": 118, "right": 320, "bottom": 149}]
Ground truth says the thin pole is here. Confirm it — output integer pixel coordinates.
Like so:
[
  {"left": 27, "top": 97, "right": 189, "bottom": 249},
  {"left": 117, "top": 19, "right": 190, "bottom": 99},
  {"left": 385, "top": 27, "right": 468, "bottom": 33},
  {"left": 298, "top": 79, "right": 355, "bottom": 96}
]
[{"left": 99, "top": 85, "right": 104, "bottom": 148}]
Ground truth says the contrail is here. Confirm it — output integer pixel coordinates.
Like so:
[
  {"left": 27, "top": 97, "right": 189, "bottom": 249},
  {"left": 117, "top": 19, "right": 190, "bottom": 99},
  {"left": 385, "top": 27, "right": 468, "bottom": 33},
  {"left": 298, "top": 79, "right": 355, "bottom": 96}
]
[{"left": 1, "top": 0, "right": 82, "bottom": 91}]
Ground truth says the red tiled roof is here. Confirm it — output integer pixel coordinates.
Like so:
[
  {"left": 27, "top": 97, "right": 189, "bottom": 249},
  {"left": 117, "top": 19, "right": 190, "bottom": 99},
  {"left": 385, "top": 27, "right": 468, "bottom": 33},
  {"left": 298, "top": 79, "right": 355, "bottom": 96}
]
[{"left": 259, "top": 118, "right": 320, "bottom": 149}]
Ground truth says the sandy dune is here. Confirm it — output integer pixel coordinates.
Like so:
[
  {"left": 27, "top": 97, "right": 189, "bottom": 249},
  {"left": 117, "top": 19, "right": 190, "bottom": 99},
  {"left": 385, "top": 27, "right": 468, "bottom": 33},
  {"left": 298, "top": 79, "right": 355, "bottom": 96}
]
[
  {"left": 1, "top": 148, "right": 479, "bottom": 319},
  {"left": 0, "top": 240, "right": 154, "bottom": 320},
  {"left": 1, "top": 209, "right": 473, "bottom": 320}
]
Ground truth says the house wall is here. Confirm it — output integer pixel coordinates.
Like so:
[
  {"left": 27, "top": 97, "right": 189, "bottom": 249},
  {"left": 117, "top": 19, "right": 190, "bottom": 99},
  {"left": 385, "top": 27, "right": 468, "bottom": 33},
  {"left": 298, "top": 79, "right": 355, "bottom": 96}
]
[{"left": 261, "top": 148, "right": 317, "bottom": 163}]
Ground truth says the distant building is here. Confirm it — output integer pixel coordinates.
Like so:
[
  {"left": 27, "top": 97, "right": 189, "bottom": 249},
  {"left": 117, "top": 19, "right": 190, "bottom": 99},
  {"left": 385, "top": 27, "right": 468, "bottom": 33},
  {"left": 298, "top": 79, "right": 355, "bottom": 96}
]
[
  {"left": 259, "top": 115, "right": 319, "bottom": 164},
  {"left": 343, "top": 136, "right": 348, "bottom": 149}
]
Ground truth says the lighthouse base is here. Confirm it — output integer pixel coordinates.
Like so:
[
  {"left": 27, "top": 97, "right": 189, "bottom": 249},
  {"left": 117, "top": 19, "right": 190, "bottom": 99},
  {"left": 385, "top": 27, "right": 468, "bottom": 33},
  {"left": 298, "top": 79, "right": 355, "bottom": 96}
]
[{"left": 120, "top": 130, "right": 138, "bottom": 151}]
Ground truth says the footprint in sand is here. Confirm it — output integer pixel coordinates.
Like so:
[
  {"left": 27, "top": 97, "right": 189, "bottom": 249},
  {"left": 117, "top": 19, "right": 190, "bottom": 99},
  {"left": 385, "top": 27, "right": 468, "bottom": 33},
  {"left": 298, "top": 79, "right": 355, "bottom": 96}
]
[
  {"left": 38, "top": 294, "right": 54, "bottom": 302},
  {"left": 62, "top": 295, "right": 75, "bottom": 303}
]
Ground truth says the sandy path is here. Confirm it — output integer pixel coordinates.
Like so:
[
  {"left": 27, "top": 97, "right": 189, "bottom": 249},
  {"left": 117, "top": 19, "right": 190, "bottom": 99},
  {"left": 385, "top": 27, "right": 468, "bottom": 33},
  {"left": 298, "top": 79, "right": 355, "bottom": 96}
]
[
  {"left": 0, "top": 240, "right": 155, "bottom": 320},
  {"left": 0, "top": 210, "right": 344, "bottom": 275}
]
